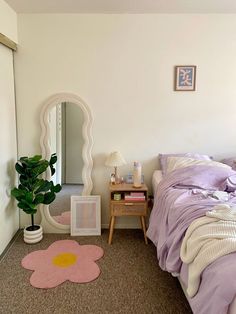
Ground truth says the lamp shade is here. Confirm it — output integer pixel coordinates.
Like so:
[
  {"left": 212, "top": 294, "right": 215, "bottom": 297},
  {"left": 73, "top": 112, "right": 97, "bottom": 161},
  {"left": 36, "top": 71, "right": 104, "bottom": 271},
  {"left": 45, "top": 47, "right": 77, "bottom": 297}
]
[{"left": 105, "top": 151, "right": 126, "bottom": 167}]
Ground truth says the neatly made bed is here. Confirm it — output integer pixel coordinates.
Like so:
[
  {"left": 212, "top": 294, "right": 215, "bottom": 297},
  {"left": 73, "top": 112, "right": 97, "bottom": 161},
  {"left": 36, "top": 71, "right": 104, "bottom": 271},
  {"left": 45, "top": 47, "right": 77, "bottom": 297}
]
[{"left": 147, "top": 159, "right": 236, "bottom": 314}]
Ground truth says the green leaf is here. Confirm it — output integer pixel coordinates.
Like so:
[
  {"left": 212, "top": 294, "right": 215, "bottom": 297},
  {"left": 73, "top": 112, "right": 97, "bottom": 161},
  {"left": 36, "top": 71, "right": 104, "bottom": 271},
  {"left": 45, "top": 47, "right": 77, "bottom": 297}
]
[
  {"left": 20, "top": 155, "right": 42, "bottom": 164},
  {"left": 18, "top": 202, "right": 37, "bottom": 214},
  {"left": 29, "top": 155, "right": 42, "bottom": 162},
  {"left": 43, "top": 192, "right": 56, "bottom": 204},
  {"left": 19, "top": 156, "right": 28, "bottom": 162},
  {"left": 18, "top": 184, "right": 27, "bottom": 191},
  {"left": 18, "top": 202, "right": 29, "bottom": 211},
  {"left": 19, "top": 175, "right": 29, "bottom": 186},
  {"left": 32, "top": 179, "right": 43, "bottom": 191},
  {"left": 50, "top": 153, "right": 57, "bottom": 165},
  {"left": 15, "top": 163, "right": 25, "bottom": 175},
  {"left": 25, "top": 208, "right": 37, "bottom": 214},
  {"left": 18, "top": 201, "right": 36, "bottom": 214},
  {"left": 53, "top": 184, "right": 62, "bottom": 193},
  {"left": 11, "top": 187, "right": 25, "bottom": 198},
  {"left": 20, "top": 198, "right": 35, "bottom": 209},
  {"left": 33, "top": 194, "right": 44, "bottom": 205},
  {"left": 25, "top": 192, "right": 34, "bottom": 203},
  {"left": 50, "top": 165, "right": 55, "bottom": 176},
  {"left": 49, "top": 154, "right": 57, "bottom": 176},
  {"left": 31, "top": 162, "right": 48, "bottom": 177},
  {"left": 35, "top": 180, "right": 51, "bottom": 193}
]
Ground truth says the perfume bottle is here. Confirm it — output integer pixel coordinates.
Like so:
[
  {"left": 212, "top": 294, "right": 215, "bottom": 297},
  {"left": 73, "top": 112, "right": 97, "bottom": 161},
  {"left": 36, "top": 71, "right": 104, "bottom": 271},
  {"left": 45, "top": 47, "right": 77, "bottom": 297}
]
[{"left": 133, "top": 161, "right": 142, "bottom": 188}]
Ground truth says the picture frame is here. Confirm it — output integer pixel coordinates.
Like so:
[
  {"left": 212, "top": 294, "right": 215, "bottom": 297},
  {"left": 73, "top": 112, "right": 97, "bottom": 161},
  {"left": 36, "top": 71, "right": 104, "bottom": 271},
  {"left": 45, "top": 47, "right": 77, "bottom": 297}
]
[
  {"left": 125, "top": 174, "right": 144, "bottom": 184},
  {"left": 71, "top": 195, "right": 101, "bottom": 236},
  {"left": 174, "top": 65, "right": 196, "bottom": 91}
]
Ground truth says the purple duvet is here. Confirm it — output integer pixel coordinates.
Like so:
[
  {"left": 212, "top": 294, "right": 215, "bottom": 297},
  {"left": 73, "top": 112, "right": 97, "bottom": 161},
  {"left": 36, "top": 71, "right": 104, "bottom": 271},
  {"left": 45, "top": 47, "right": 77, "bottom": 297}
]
[{"left": 146, "top": 164, "right": 236, "bottom": 314}]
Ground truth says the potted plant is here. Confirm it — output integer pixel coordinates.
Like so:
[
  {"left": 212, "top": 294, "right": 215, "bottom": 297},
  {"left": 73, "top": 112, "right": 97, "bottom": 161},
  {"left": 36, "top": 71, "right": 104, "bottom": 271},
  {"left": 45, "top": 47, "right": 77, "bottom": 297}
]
[{"left": 11, "top": 154, "right": 62, "bottom": 243}]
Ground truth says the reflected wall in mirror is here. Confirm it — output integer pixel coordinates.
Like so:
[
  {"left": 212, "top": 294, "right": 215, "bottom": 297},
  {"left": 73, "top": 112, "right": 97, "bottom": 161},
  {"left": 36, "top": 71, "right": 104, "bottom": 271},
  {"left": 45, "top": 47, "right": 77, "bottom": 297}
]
[
  {"left": 40, "top": 93, "right": 93, "bottom": 233},
  {"left": 49, "top": 102, "right": 84, "bottom": 225}
]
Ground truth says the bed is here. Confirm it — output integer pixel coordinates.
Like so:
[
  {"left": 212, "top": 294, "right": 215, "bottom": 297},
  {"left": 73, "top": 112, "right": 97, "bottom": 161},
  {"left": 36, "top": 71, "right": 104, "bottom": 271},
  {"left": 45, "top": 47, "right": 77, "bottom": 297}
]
[{"left": 147, "top": 155, "right": 236, "bottom": 314}]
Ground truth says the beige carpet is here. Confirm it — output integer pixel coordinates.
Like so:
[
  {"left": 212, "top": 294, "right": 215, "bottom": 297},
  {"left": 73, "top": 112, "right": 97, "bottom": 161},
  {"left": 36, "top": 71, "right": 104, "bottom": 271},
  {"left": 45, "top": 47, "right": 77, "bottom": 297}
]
[{"left": 0, "top": 229, "right": 191, "bottom": 314}]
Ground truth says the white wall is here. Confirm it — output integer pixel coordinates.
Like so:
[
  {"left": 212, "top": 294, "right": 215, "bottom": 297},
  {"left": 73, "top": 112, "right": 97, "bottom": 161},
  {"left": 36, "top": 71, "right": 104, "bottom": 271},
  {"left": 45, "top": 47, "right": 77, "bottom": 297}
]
[
  {"left": 0, "top": 0, "right": 17, "bottom": 43},
  {"left": 15, "top": 14, "right": 236, "bottom": 228},
  {"left": 0, "top": 44, "right": 18, "bottom": 254},
  {"left": 0, "top": 0, "right": 18, "bottom": 254}
]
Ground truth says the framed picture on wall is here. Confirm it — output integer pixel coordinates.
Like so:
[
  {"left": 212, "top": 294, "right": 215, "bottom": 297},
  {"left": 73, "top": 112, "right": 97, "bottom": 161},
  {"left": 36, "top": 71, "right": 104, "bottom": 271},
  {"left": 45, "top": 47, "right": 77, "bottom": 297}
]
[
  {"left": 174, "top": 65, "right": 196, "bottom": 91},
  {"left": 71, "top": 195, "right": 101, "bottom": 236}
]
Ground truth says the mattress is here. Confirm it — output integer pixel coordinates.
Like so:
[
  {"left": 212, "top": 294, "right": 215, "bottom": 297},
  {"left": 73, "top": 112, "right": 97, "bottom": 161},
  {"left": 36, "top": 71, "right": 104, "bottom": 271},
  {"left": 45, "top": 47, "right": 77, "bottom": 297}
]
[{"left": 151, "top": 170, "right": 236, "bottom": 314}]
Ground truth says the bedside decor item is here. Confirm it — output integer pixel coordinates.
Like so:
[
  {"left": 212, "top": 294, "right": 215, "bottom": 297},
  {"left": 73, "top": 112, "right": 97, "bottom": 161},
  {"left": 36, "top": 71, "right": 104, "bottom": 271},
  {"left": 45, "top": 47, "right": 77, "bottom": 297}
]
[
  {"left": 21, "top": 240, "right": 104, "bottom": 288},
  {"left": 174, "top": 65, "right": 196, "bottom": 91},
  {"left": 125, "top": 174, "right": 144, "bottom": 184},
  {"left": 110, "top": 173, "right": 116, "bottom": 185},
  {"left": 11, "top": 154, "right": 61, "bottom": 243},
  {"left": 71, "top": 195, "right": 101, "bottom": 236},
  {"left": 113, "top": 193, "right": 121, "bottom": 201},
  {"left": 105, "top": 151, "right": 126, "bottom": 184},
  {"left": 133, "top": 161, "right": 142, "bottom": 188}
]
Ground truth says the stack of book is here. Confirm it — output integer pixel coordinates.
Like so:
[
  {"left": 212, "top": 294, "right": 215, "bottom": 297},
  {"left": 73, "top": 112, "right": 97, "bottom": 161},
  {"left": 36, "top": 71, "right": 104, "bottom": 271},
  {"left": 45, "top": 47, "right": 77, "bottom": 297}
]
[{"left": 124, "top": 192, "right": 145, "bottom": 201}]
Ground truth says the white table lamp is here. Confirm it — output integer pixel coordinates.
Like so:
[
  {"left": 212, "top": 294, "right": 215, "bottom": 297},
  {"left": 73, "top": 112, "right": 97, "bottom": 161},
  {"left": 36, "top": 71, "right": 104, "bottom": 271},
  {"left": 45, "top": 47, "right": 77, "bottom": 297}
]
[{"left": 105, "top": 151, "right": 126, "bottom": 184}]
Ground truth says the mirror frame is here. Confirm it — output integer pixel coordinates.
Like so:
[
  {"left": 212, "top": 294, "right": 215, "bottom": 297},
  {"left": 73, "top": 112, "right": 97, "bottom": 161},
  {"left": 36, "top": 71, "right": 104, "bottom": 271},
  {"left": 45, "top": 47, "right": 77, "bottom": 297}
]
[{"left": 39, "top": 92, "right": 93, "bottom": 233}]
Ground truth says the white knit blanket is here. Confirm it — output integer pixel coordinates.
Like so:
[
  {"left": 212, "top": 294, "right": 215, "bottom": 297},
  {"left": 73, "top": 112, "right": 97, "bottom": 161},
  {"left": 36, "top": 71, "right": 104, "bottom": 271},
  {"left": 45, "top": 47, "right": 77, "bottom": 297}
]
[{"left": 180, "top": 204, "right": 236, "bottom": 298}]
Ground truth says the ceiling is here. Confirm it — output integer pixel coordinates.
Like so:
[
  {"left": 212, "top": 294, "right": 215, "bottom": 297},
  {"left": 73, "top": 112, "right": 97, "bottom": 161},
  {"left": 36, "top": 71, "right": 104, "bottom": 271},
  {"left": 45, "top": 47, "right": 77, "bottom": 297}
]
[{"left": 5, "top": 0, "right": 236, "bottom": 14}]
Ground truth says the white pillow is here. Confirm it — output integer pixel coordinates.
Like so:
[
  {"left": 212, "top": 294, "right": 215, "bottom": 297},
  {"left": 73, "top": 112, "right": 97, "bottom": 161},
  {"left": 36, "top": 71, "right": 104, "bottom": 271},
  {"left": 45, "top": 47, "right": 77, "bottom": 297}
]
[{"left": 166, "top": 157, "right": 231, "bottom": 174}]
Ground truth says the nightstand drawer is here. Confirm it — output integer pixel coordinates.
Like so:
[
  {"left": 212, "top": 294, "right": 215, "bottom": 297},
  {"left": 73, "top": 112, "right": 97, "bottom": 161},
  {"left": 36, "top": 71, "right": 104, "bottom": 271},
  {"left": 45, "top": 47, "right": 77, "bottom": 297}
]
[{"left": 111, "top": 202, "right": 147, "bottom": 215}]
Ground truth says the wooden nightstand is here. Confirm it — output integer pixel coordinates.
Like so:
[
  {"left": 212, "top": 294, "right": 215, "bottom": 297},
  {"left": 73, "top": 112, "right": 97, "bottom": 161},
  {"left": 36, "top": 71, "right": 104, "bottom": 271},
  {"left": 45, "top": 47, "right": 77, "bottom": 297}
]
[{"left": 108, "top": 183, "right": 148, "bottom": 245}]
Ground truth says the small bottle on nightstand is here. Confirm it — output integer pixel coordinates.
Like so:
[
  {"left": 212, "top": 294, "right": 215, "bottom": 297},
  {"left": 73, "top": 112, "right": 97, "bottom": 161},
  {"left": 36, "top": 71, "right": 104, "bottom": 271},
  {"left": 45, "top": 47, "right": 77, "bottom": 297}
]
[{"left": 133, "top": 161, "right": 142, "bottom": 188}]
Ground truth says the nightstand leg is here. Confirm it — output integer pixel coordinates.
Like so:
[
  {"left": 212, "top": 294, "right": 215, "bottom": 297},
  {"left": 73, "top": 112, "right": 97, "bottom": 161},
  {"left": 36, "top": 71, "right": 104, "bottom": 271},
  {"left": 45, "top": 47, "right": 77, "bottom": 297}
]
[
  {"left": 140, "top": 216, "right": 148, "bottom": 244},
  {"left": 108, "top": 216, "right": 116, "bottom": 245}
]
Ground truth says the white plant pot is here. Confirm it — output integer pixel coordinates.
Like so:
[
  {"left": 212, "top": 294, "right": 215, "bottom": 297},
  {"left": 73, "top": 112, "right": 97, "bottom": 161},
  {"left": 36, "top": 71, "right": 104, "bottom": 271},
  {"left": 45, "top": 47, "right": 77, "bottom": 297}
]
[{"left": 24, "top": 225, "right": 43, "bottom": 244}]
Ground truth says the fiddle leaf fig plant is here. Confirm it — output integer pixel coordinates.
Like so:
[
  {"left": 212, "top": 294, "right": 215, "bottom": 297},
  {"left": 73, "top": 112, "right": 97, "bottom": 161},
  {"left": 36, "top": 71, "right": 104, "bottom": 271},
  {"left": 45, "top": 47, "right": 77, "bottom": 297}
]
[{"left": 11, "top": 153, "right": 62, "bottom": 230}]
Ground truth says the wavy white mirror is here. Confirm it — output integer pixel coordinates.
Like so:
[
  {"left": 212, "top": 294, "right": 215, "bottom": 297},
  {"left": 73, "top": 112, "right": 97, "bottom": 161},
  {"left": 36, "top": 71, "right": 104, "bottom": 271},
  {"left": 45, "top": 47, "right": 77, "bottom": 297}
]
[{"left": 40, "top": 93, "right": 93, "bottom": 233}]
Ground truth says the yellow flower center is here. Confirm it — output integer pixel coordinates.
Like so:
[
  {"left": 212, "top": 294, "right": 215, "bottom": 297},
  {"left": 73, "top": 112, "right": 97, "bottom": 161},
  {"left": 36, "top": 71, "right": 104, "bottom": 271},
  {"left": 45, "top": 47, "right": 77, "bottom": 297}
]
[{"left": 52, "top": 252, "right": 77, "bottom": 268}]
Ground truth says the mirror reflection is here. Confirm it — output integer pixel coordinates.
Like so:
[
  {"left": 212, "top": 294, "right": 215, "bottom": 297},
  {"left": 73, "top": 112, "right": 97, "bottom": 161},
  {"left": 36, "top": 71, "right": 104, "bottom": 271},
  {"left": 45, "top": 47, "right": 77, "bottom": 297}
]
[{"left": 48, "top": 102, "right": 84, "bottom": 225}]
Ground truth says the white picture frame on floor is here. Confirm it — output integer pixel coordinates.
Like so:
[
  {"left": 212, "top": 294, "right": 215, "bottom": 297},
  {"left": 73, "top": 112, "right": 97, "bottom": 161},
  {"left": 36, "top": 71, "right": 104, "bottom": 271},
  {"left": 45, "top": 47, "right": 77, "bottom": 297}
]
[{"left": 71, "top": 195, "right": 101, "bottom": 236}]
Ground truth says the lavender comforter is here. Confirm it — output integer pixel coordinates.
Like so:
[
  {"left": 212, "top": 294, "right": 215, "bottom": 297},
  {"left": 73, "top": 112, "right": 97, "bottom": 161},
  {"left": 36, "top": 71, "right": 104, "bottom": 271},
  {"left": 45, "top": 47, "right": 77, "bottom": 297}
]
[{"left": 146, "top": 165, "right": 236, "bottom": 314}]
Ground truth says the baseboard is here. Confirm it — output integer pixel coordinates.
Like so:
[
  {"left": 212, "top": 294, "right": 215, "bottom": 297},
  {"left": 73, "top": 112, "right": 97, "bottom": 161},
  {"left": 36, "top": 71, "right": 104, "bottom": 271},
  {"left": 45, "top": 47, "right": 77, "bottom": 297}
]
[{"left": 0, "top": 229, "right": 22, "bottom": 263}]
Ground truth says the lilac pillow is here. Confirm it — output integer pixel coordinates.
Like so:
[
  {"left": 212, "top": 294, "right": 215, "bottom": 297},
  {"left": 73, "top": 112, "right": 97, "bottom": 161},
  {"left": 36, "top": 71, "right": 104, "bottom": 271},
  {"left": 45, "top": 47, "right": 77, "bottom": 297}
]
[
  {"left": 174, "top": 166, "right": 234, "bottom": 191},
  {"left": 159, "top": 153, "right": 212, "bottom": 175}
]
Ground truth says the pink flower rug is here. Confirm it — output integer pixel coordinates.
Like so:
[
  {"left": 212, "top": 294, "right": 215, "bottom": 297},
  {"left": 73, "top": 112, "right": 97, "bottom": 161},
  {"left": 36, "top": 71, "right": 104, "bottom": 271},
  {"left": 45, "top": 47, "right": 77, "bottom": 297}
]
[{"left": 21, "top": 240, "right": 104, "bottom": 289}]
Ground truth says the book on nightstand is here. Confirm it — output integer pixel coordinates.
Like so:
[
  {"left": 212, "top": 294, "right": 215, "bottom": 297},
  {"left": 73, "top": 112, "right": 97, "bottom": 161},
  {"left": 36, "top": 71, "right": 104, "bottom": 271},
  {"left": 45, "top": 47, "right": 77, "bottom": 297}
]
[{"left": 124, "top": 192, "right": 145, "bottom": 201}]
